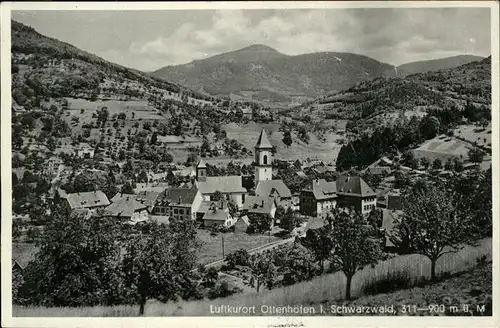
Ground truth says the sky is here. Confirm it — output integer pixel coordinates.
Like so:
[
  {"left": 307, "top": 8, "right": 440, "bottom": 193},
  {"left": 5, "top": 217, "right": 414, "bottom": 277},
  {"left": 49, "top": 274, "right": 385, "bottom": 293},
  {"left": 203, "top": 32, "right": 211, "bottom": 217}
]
[{"left": 12, "top": 8, "right": 491, "bottom": 72}]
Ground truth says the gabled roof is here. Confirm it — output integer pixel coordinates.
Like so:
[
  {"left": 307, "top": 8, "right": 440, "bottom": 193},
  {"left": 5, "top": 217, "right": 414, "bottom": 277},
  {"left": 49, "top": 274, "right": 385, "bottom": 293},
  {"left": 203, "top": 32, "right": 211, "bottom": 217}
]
[
  {"left": 304, "top": 179, "right": 337, "bottom": 200},
  {"left": 336, "top": 175, "right": 376, "bottom": 197},
  {"left": 197, "top": 176, "right": 247, "bottom": 194},
  {"left": 243, "top": 196, "right": 276, "bottom": 214},
  {"left": 255, "top": 128, "right": 273, "bottom": 149},
  {"left": 157, "top": 188, "right": 199, "bottom": 206},
  {"left": 236, "top": 215, "right": 250, "bottom": 226},
  {"left": 66, "top": 190, "right": 110, "bottom": 209},
  {"left": 134, "top": 191, "right": 160, "bottom": 208},
  {"left": 255, "top": 179, "right": 292, "bottom": 199},
  {"left": 202, "top": 202, "right": 230, "bottom": 221},
  {"left": 197, "top": 159, "right": 207, "bottom": 168},
  {"left": 104, "top": 195, "right": 148, "bottom": 218}
]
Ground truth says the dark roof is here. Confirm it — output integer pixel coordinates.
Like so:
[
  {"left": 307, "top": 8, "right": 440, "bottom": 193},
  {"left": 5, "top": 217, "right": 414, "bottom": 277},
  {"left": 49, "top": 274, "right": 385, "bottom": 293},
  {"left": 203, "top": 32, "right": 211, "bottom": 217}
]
[
  {"left": 336, "top": 175, "right": 376, "bottom": 197},
  {"left": 66, "top": 191, "right": 110, "bottom": 209},
  {"left": 255, "top": 179, "right": 292, "bottom": 198},
  {"left": 303, "top": 179, "right": 337, "bottom": 200},
  {"left": 197, "top": 176, "right": 247, "bottom": 194},
  {"left": 255, "top": 128, "right": 273, "bottom": 149},
  {"left": 202, "top": 202, "right": 230, "bottom": 221},
  {"left": 158, "top": 188, "right": 199, "bottom": 206},
  {"left": 243, "top": 196, "right": 276, "bottom": 215},
  {"left": 104, "top": 195, "right": 148, "bottom": 218},
  {"left": 135, "top": 191, "right": 160, "bottom": 207}
]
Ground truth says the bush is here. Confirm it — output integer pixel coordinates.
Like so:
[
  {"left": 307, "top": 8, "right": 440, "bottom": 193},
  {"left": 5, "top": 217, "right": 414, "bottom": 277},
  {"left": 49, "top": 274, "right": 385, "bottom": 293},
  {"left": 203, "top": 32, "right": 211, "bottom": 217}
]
[{"left": 225, "top": 248, "right": 250, "bottom": 270}]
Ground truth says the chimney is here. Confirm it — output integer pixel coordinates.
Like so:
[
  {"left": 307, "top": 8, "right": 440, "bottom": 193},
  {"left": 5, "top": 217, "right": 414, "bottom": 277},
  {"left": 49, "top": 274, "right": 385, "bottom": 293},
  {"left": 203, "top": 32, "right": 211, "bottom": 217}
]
[{"left": 178, "top": 196, "right": 182, "bottom": 204}]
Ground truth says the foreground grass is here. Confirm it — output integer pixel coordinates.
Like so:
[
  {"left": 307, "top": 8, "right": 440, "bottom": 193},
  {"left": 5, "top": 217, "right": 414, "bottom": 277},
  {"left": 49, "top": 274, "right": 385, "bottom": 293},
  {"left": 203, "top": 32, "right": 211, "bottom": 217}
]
[{"left": 13, "top": 238, "right": 491, "bottom": 317}]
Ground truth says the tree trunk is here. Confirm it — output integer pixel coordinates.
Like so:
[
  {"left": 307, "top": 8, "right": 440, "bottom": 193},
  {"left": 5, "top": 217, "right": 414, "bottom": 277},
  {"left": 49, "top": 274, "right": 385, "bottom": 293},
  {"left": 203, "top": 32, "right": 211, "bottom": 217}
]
[
  {"left": 430, "top": 258, "right": 437, "bottom": 282},
  {"left": 139, "top": 294, "right": 146, "bottom": 316},
  {"left": 319, "top": 259, "right": 324, "bottom": 274},
  {"left": 345, "top": 273, "right": 353, "bottom": 300}
]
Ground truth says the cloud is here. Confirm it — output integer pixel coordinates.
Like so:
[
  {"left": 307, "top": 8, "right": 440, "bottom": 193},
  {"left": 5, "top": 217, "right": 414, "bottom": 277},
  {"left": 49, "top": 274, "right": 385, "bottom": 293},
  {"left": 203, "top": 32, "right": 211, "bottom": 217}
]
[{"left": 13, "top": 8, "right": 491, "bottom": 71}]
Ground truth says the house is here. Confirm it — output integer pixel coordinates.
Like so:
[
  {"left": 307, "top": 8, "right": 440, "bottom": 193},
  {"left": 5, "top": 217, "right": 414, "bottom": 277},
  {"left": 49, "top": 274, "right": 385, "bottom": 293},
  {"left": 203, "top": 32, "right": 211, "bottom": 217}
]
[
  {"left": 234, "top": 215, "right": 250, "bottom": 233},
  {"left": 134, "top": 182, "right": 170, "bottom": 193},
  {"left": 75, "top": 143, "right": 95, "bottom": 159},
  {"left": 300, "top": 179, "right": 337, "bottom": 217},
  {"left": 195, "top": 159, "right": 247, "bottom": 209},
  {"left": 134, "top": 191, "right": 160, "bottom": 212},
  {"left": 254, "top": 179, "right": 292, "bottom": 208},
  {"left": 200, "top": 201, "right": 235, "bottom": 228},
  {"left": 173, "top": 166, "right": 196, "bottom": 178},
  {"left": 152, "top": 187, "right": 202, "bottom": 221},
  {"left": 241, "top": 107, "right": 253, "bottom": 119},
  {"left": 65, "top": 190, "right": 110, "bottom": 212},
  {"left": 103, "top": 194, "right": 149, "bottom": 222},
  {"left": 46, "top": 156, "right": 63, "bottom": 176},
  {"left": 336, "top": 175, "right": 377, "bottom": 215},
  {"left": 243, "top": 196, "right": 278, "bottom": 219}
]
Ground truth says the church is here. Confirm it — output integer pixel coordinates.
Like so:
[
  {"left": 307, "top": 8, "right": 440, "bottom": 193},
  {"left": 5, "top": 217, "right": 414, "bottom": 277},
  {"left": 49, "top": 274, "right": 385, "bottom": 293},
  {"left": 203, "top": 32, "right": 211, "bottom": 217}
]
[
  {"left": 253, "top": 128, "right": 292, "bottom": 209},
  {"left": 195, "top": 159, "right": 247, "bottom": 209}
]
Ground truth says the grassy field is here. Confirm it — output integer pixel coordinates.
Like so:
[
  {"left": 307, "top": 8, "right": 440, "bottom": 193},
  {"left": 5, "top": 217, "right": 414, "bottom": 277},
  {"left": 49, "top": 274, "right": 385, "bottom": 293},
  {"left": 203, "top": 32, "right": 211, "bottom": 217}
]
[
  {"left": 13, "top": 238, "right": 491, "bottom": 317},
  {"left": 197, "top": 230, "right": 281, "bottom": 265},
  {"left": 453, "top": 123, "right": 492, "bottom": 148}
]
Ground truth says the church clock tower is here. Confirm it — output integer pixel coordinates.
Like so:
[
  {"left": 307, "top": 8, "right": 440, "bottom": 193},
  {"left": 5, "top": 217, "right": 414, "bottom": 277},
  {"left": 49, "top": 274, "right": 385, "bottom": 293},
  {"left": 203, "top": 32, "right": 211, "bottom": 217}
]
[{"left": 254, "top": 128, "right": 273, "bottom": 183}]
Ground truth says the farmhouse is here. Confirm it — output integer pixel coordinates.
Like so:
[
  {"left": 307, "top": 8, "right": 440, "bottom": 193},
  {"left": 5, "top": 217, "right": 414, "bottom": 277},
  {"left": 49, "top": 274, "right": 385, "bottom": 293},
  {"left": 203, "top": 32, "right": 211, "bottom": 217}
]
[
  {"left": 300, "top": 179, "right": 337, "bottom": 217},
  {"left": 195, "top": 159, "right": 247, "bottom": 209},
  {"left": 46, "top": 156, "right": 63, "bottom": 176},
  {"left": 103, "top": 194, "right": 149, "bottom": 223},
  {"left": 243, "top": 196, "right": 278, "bottom": 219},
  {"left": 64, "top": 190, "right": 110, "bottom": 212},
  {"left": 75, "top": 143, "right": 95, "bottom": 159},
  {"left": 152, "top": 187, "right": 202, "bottom": 221},
  {"left": 199, "top": 200, "right": 235, "bottom": 228}
]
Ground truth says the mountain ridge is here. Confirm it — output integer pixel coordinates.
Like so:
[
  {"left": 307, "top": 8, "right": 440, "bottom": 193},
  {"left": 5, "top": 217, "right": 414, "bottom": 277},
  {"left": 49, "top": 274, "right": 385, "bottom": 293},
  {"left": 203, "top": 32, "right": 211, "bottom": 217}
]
[
  {"left": 398, "top": 54, "right": 486, "bottom": 74},
  {"left": 151, "top": 44, "right": 404, "bottom": 105}
]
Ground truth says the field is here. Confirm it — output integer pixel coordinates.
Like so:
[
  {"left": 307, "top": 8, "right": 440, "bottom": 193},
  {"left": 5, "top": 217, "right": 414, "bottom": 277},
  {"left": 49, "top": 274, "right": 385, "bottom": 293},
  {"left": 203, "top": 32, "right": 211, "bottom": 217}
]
[
  {"left": 196, "top": 229, "right": 281, "bottom": 265},
  {"left": 13, "top": 238, "right": 491, "bottom": 317},
  {"left": 453, "top": 123, "right": 492, "bottom": 148},
  {"left": 222, "top": 122, "right": 343, "bottom": 163},
  {"left": 412, "top": 135, "right": 473, "bottom": 162}
]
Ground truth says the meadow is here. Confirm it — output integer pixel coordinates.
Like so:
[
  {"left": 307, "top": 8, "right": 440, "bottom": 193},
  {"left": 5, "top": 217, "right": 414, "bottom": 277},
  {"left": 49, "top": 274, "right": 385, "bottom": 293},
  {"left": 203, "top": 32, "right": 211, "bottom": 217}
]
[
  {"left": 196, "top": 230, "right": 281, "bottom": 265},
  {"left": 222, "top": 122, "right": 342, "bottom": 163},
  {"left": 13, "top": 238, "right": 491, "bottom": 317}
]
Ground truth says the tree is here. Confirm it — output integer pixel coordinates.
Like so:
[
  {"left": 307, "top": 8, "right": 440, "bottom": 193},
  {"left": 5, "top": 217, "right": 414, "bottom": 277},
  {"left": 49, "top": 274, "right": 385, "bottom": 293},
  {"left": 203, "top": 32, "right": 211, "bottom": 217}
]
[
  {"left": 300, "top": 224, "right": 333, "bottom": 273},
  {"left": 121, "top": 181, "right": 134, "bottom": 194},
  {"left": 282, "top": 130, "right": 292, "bottom": 147},
  {"left": 137, "top": 170, "right": 149, "bottom": 183},
  {"left": 123, "top": 220, "right": 200, "bottom": 315},
  {"left": 281, "top": 245, "right": 318, "bottom": 286},
  {"left": 46, "top": 136, "right": 57, "bottom": 151},
  {"left": 225, "top": 248, "right": 250, "bottom": 270},
  {"left": 420, "top": 157, "right": 430, "bottom": 169},
  {"left": 19, "top": 209, "right": 123, "bottom": 306},
  {"left": 392, "top": 183, "right": 476, "bottom": 281},
  {"left": 278, "top": 207, "right": 302, "bottom": 232},
  {"left": 432, "top": 158, "right": 442, "bottom": 171},
  {"left": 468, "top": 147, "right": 486, "bottom": 163},
  {"left": 201, "top": 139, "right": 210, "bottom": 154},
  {"left": 247, "top": 213, "right": 272, "bottom": 234},
  {"left": 150, "top": 132, "right": 158, "bottom": 145},
  {"left": 212, "top": 190, "right": 223, "bottom": 202},
  {"left": 246, "top": 252, "right": 277, "bottom": 293},
  {"left": 327, "top": 210, "right": 382, "bottom": 299}
]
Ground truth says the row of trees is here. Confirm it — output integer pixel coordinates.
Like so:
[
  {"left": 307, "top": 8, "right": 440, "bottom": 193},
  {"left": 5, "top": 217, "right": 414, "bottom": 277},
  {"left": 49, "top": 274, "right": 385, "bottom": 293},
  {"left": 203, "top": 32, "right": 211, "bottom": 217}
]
[{"left": 15, "top": 206, "right": 203, "bottom": 315}]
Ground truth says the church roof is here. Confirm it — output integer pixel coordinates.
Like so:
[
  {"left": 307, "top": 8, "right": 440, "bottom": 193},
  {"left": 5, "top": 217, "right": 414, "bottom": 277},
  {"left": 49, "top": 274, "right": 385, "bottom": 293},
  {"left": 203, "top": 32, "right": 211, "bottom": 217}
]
[
  {"left": 197, "top": 159, "right": 207, "bottom": 168},
  {"left": 197, "top": 176, "right": 247, "bottom": 194},
  {"left": 255, "top": 128, "right": 273, "bottom": 149},
  {"left": 255, "top": 179, "right": 292, "bottom": 198}
]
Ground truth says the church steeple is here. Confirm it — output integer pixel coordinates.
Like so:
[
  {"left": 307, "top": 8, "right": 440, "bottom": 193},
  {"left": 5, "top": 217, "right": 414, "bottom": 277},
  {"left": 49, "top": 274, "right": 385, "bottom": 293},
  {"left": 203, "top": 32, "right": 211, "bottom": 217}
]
[
  {"left": 254, "top": 128, "right": 273, "bottom": 183},
  {"left": 197, "top": 159, "right": 207, "bottom": 182}
]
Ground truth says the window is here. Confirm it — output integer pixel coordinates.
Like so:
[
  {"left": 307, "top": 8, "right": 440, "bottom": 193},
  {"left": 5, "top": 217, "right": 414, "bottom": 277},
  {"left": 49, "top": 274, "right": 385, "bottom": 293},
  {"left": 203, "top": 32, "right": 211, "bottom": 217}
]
[
  {"left": 174, "top": 209, "right": 178, "bottom": 214},
  {"left": 179, "top": 209, "right": 184, "bottom": 215},
  {"left": 186, "top": 209, "right": 190, "bottom": 215},
  {"left": 263, "top": 155, "right": 268, "bottom": 165}
]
